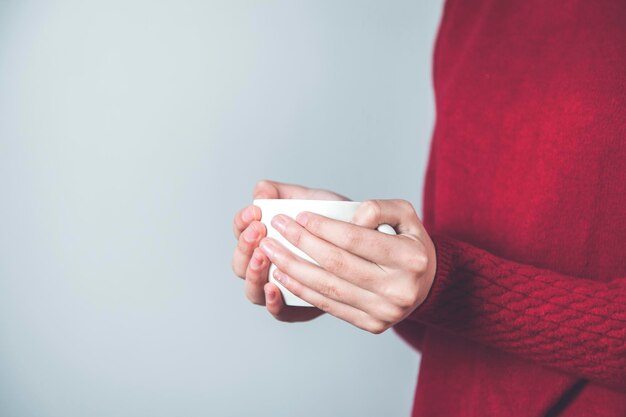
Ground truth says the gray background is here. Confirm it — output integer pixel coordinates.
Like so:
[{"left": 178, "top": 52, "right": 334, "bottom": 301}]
[{"left": 0, "top": 1, "right": 443, "bottom": 416}]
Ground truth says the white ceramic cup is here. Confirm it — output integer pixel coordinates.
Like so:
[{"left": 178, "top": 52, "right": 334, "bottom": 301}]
[{"left": 252, "top": 199, "right": 397, "bottom": 307}]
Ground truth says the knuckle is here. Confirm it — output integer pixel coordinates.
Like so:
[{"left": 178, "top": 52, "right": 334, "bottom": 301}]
[
  {"left": 367, "top": 320, "right": 388, "bottom": 335},
  {"left": 344, "top": 228, "right": 362, "bottom": 249},
  {"left": 398, "top": 291, "right": 418, "bottom": 309},
  {"left": 323, "top": 251, "right": 346, "bottom": 274},
  {"left": 255, "top": 222, "right": 268, "bottom": 240},
  {"left": 397, "top": 199, "right": 416, "bottom": 216},
  {"left": 236, "top": 233, "right": 253, "bottom": 253},
  {"left": 253, "top": 179, "right": 278, "bottom": 199},
  {"left": 362, "top": 200, "right": 382, "bottom": 224},
  {"left": 234, "top": 206, "right": 245, "bottom": 221},
  {"left": 397, "top": 246, "right": 413, "bottom": 267},
  {"left": 305, "top": 214, "right": 321, "bottom": 234},
  {"left": 315, "top": 298, "right": 332, "bottom": 313},
  {"left": 318, "top": 280, "right": 341, "bottom": 300},
  {"left": 253, "top": 179, "right": 268, "bottom": 193},
  {"left": 384, "top": 285, "right": 418, "bottom": 309},
  {"left": 409, "top": 250, "right": 429, "bottom": 274},
  {"left": 278, "top": 252, "right": 295, "bottom": 272},
  {"left": 287, "top": 282, "right": 302, "bottom": 297},
  {"left": 232, "top": 219, "right": 240, "bottom": 239},
  {"left": 245, "top": 291, "right": 264, "bottom": 306},
  {"left": 400, "top": 245, "right": 428, "bottom": 274},
  {"left": 231, "top": 258, "right": 243, "bottom": 278},
  {"left": 246, "top": 268, "right": 264, "bottom": 285},
  {"left": 378, "top": 304, "right": 405, "bottom": 323},
  {"left": 286, "top": 222, "right": 304, "bottom": 247}
]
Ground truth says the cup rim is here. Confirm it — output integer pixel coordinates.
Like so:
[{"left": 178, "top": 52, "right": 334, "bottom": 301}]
[{"left": 252, "top": 198, "right": 362, "bottom": 205}]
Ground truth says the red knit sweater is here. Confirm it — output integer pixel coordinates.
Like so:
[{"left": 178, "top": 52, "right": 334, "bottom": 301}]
[{"left": 393, "top": 1, "right": 626, "bottom": 416}]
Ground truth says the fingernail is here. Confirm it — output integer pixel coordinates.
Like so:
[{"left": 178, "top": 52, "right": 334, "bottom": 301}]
[
  {"left": 242, "top": 206, "right": 255, "bottom": 223},
  {"left": 296, "top": 212, "right": 309, "bottom": 227},
  {"left": 259, "top": 238, "right": 277, "bottom": 258},
  {"left": 250, "top": 252, "right": 263, "bottom": 270},
  {"left": 243, "top": 225, "right": 259, "bottom": 243},
  {"left": 273, "top": 268, "right": 288, "bottom": 285},
  {"left": 271, "top": 214, "right": 288, "bottom": 234}
]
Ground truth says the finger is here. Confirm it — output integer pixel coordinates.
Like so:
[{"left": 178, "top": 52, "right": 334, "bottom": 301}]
[
  {"left": 244, "top": 248, "right": 270, "bottom": 305},
  {"left": 352, "top": 199, "right": 422, "bottom": 236},
  {"left": 271, "top": 213, "right": 384, "bottom": 290},
  {"left": 231, "top": 221, "right": 266, "bottom": 278},
  {"left": 272, "top": 269, "right": 388, "bottom": 334},
  {"left": 295, "top": 211, "right": 417, "bottom": 267},
  {"left": 253, "top": 179, "right": 351, "bottom": 201},
  {"left": 273, "top": 215, "right": 426, "bottom": 318},
  {"left": 258, "top": 237, "right": 380, "bottom": 314},
  {"left": 253, "top": 179, "right": 311, "bottom": 199},
  {"left": 264, "top": 283, "right": 325, "bottom": 322},
  {"left": 233, "top": 205, "right": 261, "bottom": 239}
]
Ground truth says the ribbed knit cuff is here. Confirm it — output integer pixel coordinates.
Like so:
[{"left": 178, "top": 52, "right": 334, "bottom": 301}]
[{"left": 408, "top": 234, "right": 456, "bottom": 322}]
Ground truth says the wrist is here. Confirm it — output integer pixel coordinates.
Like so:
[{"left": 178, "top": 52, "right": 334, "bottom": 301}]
[{"left": 408, "top": 235, "right": 456, "bottom": 320}]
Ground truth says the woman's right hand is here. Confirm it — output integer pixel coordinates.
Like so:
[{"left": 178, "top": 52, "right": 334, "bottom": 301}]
[{"left": 231, "top": 179, "right": 350, "bottom": 322}]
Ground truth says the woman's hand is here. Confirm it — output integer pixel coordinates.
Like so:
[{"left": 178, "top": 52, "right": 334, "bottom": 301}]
[
  {"left": 257, "top": 199, "right": 437, "bottom": 333},
  {"left": 231, "top": 179, "right": 350, "bottom": 322}
]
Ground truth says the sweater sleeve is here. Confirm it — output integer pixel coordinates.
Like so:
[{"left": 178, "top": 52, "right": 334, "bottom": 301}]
[{"left": 407, "top": 234, "right": 626, "bottom": 392}]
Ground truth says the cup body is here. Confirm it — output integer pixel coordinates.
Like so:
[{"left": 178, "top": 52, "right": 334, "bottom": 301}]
[{"left": 252, "top": 199, "right": 395, "bottom": 307}]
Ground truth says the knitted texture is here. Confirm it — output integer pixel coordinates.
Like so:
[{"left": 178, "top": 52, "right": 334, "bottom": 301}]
[
  {"left": 412, "top": 235, "right": 626, "bottom": 390},
  {"left": 393, "top": 1, "right": 626, "bottom": 416}
]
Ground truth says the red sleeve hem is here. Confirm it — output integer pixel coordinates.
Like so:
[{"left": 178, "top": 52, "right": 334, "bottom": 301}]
[
  {"left": 399, "top": 233, "right": 626, "bottom": 391},
  {"left": 408, "top": 234, "right": 456, "bottom": 322}
]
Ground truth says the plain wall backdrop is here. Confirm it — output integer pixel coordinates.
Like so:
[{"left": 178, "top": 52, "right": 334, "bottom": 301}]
[{"left": 0, "top": 1, "right": 443, "bottom": 416}]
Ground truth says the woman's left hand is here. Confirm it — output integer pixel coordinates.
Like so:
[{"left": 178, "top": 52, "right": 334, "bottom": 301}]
[{"left": 258, "top": 199, "right": 437, "bottom": 334}]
